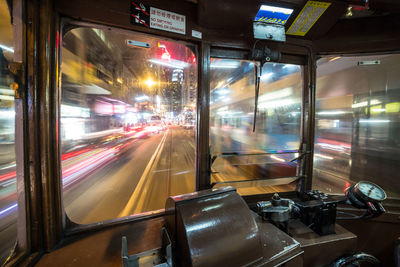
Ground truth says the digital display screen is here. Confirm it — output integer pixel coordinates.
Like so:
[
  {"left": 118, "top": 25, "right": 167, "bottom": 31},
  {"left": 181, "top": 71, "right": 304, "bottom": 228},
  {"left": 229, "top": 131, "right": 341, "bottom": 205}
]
[{"left": 254, "top": 5, "right": 294, "bottom": 25}]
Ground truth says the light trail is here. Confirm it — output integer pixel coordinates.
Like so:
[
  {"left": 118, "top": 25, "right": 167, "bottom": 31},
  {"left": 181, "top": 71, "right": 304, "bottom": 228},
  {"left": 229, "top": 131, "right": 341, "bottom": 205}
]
[
  {"left": 61, "top": 148, "right": 91, "bottom": 161},
  {"left": 62, "top": 148, "right": 117, "bottom": 186},
  {"left": 0, "top": 171, "right": 16, "bottom": 183},
  {"left": 0, "top": 203, "right": 17, "bottom": 217}
]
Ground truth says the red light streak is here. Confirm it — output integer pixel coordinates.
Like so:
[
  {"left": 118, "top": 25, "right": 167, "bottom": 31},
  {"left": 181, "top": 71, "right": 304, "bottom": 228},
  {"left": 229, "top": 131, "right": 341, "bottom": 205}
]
[
  {"left": 62, "top": 148, "right": 113, "bottom": 178},
  {"left": 344, "top": 182, "right": 351, "bottom": 192},
  {"left": 61, "top": 148, "right": 91, "bottom": 161},
  {"left": 62, "top": 148, "right": 116, "bottom": 186},
  {"left": 0, "top": 171, "right": 16, "bottom": 182}
]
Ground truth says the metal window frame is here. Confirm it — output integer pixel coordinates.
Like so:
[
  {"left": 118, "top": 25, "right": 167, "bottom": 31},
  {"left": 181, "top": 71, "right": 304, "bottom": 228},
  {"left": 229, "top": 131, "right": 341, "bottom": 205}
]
[
  {"left": 207, "top": 46, "right": 309, "bottom": 195},
  {"left": 57, "top": 20, "right": 201, "bottom": 235}
]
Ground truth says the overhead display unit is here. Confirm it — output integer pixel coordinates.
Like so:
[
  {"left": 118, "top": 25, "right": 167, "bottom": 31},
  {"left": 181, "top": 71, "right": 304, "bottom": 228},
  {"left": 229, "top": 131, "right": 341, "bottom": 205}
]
[
  {"left": 253, "top": 4, "right": 294, "bottom": 42},
  {"left": 254, "top": 4, "right": 294, "bottom": 25}
]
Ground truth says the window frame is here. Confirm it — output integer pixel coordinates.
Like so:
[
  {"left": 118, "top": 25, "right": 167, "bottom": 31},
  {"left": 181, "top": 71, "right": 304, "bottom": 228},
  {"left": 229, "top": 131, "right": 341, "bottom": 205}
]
[
  {"left": 207, "top": 47, "right": 308, "bottom": 195},
  {"left": 58, "top": 20, "right": 200, "bottom": 234}
]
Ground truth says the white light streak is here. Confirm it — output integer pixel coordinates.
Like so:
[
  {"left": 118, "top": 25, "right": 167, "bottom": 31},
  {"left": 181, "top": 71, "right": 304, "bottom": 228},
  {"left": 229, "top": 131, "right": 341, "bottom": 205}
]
[
  {"left": 317, "top": 111, "right": 348, "bottom": 115},
  {"left": 148, "top": 59, "right": 188, "bottom": 69},
  {"left": 210, "top": 60, "right": 240, "bottom": 69},
  {"left": 215, "top": 88, "right": 230, "bottom": 95},
  {"left": 271, "top": 155, "right": 286, "bottom": 162},
  {"left": 0, "top": 44, "right": 14, "bottom": 53},
  {"left": 61, "top": 104, "right": 90, "bottom": 118},
  {"left": 359, "top": 119, "right": 390, "bottom": 124},
  {"left": 261, "top": 72, "right": 273, "bottom": 80},
  {"left": 0, "top": 95, "right": 14, "bottom": 101},
  {"left": 371, "top": 108, "right": 386, "bottom": 112},
  {"left": 283, "top": 64, "right": 298, "bottom": 69},
  {"left": 258, "top": 98, "right": 295, "bottom": 109},
  {"left": 0, "top": 110, "right": 15, "bottom": 118},
  {"left": 314, "top": 153, "right": 333, "bottom": 160},
  {"left": 258, "top": 88, "right": 292, "bottom": 102},
  {"left": 0, "top": 88, "right": 14, "bottom": 95},
  {"left": 352, "top": 99, "right": 381, "bottom": 108},
  {"left": 316, "top": 142, "right": 347, "bottom": 152},
  {"left": 0, "top": 203, "right": 18, "bottom": 216}
]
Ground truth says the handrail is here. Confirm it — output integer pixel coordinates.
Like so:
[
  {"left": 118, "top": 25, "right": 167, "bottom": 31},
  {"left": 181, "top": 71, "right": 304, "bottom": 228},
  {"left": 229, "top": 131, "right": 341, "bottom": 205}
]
[
  {"left": 211, "top": 151, "right": 308, "bottom": 166},
  {"left": 210, "top": 176, "right": 301, "bottom": 188}
]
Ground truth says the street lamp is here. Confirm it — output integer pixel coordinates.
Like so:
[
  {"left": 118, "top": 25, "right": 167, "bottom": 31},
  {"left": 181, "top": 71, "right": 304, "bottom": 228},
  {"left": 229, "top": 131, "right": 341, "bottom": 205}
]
[{"left": 145, "top": 78, "right": 156, "bottom": 87}]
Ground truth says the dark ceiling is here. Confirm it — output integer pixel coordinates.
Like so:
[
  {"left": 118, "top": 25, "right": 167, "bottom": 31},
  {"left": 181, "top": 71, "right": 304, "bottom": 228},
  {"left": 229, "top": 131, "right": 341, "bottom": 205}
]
[{"left": 196, "top": 0, "right": 400, "bottom": 42}]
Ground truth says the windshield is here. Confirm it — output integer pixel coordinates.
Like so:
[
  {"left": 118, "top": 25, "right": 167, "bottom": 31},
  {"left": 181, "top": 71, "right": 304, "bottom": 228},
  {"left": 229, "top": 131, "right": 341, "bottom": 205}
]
[
  {"left": 61, "top": 27, "right": 197, "bottom": 224},
  {"left": 209, "top": 59, "right": 303, "bottom": 195}
]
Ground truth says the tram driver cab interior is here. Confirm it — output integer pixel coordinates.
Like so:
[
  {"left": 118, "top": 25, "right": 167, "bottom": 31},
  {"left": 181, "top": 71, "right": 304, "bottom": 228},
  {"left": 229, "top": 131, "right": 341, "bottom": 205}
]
[
  {"left": 117, "top": 4, "right": 394, "bottom": 265},
  {"left": 1, "top": 0, "right": 400, "bottom": 266}
]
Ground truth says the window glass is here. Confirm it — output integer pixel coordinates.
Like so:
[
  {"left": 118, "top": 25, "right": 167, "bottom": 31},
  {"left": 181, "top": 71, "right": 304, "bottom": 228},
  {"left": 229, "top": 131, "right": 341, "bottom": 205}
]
[
  {"left": 61, "top": 28, "right": 197, "bottom": 224},
  {"left": 313, "top": 54, "right": 400, "bottom": 198},
  {"left": 0, "top": 0, "right": 18, "bottom": 263},
  {"left": 209, "top": 59, "right": 302, "bottom": 195}
]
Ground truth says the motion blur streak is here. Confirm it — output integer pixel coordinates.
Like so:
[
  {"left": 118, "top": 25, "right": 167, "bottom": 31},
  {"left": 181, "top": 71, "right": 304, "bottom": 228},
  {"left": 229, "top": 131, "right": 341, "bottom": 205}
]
[
  {"left": 62, "top": 148, "right": 117, "bottom": 187},
  {"left": 0, "top": 203, "right": 17, "bottom": 217},
  {"left": 0, "top": 171, "right": 16, "bottom": 182}
]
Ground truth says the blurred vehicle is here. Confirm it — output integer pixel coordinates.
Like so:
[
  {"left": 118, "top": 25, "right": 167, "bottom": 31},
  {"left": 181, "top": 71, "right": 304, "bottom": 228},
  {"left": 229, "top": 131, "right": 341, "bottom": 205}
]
[
  {"left": 181, "top": 112, "right": 195, "bottom": 129},
  {"left": 147, "top": 115, "right": 165, "bottom": 133}
]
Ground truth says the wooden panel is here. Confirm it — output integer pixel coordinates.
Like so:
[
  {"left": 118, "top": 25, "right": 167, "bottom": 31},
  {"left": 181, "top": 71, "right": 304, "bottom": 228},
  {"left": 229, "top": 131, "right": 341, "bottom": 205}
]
[
  {"left": 56, "top": 0, "right": 198, "bottom": 42},
  {"left": 315, "top": 14, "right": 400, "bottom": 54},
  {"left": 289, "top": 221, "right": 357, "bottom": 266},
  {"left": 339, "top": 212, "right": 400, "bottom": 267},
  {"left": 305, "top": 1, "right": 347, "bottom": 40},
  {"left": 36, "top": 217, "right": 165, "bottom": 266}
]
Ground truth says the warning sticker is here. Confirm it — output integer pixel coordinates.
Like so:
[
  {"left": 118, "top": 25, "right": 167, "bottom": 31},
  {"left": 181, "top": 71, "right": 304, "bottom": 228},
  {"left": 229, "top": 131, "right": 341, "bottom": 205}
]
[
  {"left": 130, "top": 2, "right": 186, "bottom": 35},
  {"left": 150, "top": 7, "right": 186, "bottom": 35},
  {"left": 131, "top": 2, "right": 150, "bottom": 28},
  {"left": 286, "top": 1, "right": 331, "bottom": 36}
]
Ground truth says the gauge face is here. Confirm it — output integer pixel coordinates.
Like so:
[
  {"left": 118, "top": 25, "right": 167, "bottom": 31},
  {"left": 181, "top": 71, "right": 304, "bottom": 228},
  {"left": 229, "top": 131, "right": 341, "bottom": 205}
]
[{"left": 355, "top": 181, "right": 387, "bottom": 201}]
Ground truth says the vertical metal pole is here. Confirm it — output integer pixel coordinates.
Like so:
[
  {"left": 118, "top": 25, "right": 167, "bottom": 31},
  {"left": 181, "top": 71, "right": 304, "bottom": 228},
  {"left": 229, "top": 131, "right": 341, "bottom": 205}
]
[
  {"left": 39, "top": 0, "right": 62, "bottom": 249},
  {"left": 196, "top": 42, "right": 210, "bottom": 190},
  {"left": 26, "top": 0, "right": 43, "bottom": 252},
  {"left": 26, "top": 0, "right": 62, "bottom": 252},
  {"left": 297, "top": 49, "right": 316, "bottom": 192},
  {"left": 304, "top": 53, "right": 316, "bottom": 191}
]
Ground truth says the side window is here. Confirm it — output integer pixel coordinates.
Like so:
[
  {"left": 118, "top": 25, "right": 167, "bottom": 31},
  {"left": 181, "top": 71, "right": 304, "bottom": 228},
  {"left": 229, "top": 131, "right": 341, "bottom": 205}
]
[
  {"left": 0, "top": 0, "right": 21, "bottom": 263},
  {"left": 313, "top": 54, "right": 400, "bottom": 198},
  {"left": 61, "top": 28, "right": 197, "bottom": 224},
  {"left": 209, "top": 59, "right": 303, "bottom": 195}
]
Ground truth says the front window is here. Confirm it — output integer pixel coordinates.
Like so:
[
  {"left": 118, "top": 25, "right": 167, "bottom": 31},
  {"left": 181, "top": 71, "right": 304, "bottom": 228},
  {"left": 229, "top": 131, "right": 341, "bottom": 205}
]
[
  {"left": 61, "top": 27, "right": 197, "bottom": 224},
  {"left": 209, "top": 59, "right": 303, "bottom": 195}
]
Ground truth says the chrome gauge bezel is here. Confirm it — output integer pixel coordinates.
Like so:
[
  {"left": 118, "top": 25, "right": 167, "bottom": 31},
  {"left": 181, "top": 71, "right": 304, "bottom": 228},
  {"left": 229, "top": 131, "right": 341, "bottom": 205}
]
[{"left": 353, "top": 181, "right": 387, "bottom": 202}]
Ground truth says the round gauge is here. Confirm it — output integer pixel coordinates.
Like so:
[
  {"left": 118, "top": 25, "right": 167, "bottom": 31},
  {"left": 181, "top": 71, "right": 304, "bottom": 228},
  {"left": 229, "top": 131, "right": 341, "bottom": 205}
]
[{"left": 353, "top": 181, "right": 387, "bottom": 202}]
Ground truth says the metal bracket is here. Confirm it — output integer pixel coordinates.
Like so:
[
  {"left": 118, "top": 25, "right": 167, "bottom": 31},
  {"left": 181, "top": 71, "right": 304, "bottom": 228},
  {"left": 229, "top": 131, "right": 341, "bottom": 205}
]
[{"left": 122, "top": 227, "right": 172, "bottom": 267}]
